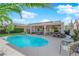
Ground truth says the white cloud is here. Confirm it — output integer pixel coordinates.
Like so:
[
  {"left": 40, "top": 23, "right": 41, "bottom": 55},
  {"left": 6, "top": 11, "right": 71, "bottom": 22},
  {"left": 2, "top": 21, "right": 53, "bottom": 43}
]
[
  {"left": 57, "top": 5, "right": 72, "bottom": 10},
  {"left": 21, "top": 11, "right": 37, "bottom": 19},
  {"left": 75, "top": 13, "right": 79, "bottom": 17},
  {"left": 13, "top": 19, "right": 26, "bottom": 24},
  {"left": 56, "top": 4, "right": 79, "bottom": 24},
  {"left": 62, "top": 16, "right": 72, "bottom": 25},
  {"left": 40, "top": 19, "right": 60, "bottom": 23},
  {"left": 57, "top": 4, "right": 79, "bottom": 16},
  {"left": 40, "top": 19, "right": 51, "bottom": 22}
]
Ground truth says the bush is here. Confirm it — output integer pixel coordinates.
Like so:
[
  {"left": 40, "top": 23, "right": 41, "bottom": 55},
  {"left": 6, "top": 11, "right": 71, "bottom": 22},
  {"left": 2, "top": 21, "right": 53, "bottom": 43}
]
[
  {"left": 73, "top": 29, "right": 78, "bottom": 35},
  {"left": 6, "top": 24, "right": 15, "bottom": 33},
  {"left": 54, "top": 29, "right": 59, "bottom": 32},
  {"left": 0, "top": 30, "right": 7, "bottom": 34},
  {"left": 10, "top": 28, "right": 24, "bottom": 33},
  {"left": 32, "top": 32, "right": 36, "bottom": 34},
  {"left": 73, "top": 29, "right": 79, "bottom": 42}
]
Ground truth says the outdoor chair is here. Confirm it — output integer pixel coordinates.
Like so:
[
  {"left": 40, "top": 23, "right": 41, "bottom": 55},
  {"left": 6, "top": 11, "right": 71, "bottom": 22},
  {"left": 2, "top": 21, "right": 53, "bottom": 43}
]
[
  {"left": 46, "top": 32, "right": 52, "bottom": 35},
  {"left": 36, "top": 32, "right": 44, "bottom": 35},
  {"left": 52, "top": 33, "right": 57, "bottom": 37},
  {"left": 52, "top": 32, "right": 66, "bottom": 38},
  {"left": 52, "top": 32, "right": 58, "bottom": 37},
  {"left": 59, "top": 33, "right": 66, "bottom": 38}
]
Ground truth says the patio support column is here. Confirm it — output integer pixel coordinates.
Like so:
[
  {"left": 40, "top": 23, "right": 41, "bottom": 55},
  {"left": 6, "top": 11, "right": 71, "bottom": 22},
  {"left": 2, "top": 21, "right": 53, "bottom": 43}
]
[
  {"left": 44, "top": 25, "right": 47, "bottom": 35},
  {"left": 34, "top": 27, "right": 36, "bottom": 32},
  {"left": 33, "top": 26, "right": 36, "bottom": 33},
  {"left": 24, "top": 26, "right": 26, "bottom": 33},
  {"left": 60, "top": 24, "right": 64, "bottom": 34},
  {"left": 30, "top": 26, "right": 32, "bottom": 34}
]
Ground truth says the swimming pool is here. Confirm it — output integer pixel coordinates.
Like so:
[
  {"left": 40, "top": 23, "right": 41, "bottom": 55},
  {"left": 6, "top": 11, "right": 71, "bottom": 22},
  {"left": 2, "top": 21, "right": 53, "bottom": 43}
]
[{"left": 6, "top": 35, "right": 48, "bottom": 48}]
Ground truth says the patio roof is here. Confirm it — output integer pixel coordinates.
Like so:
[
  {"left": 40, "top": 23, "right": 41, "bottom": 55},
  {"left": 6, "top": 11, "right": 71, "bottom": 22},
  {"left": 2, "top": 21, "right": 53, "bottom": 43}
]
[{"left": 27, "top": 21, "right": 64, "bottom": 26}]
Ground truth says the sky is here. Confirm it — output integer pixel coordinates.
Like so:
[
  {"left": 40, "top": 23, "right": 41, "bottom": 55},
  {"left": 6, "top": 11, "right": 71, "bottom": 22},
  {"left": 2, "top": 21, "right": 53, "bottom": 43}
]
[{"left": 8, "top": 3, "right": 79, "bottom": 25}]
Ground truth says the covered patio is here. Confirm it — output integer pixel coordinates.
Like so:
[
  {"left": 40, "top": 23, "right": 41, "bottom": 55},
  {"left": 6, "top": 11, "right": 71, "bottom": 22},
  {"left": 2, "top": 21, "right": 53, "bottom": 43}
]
[{"left": 24, "top": 21, "right": 64, "bottom": 35}]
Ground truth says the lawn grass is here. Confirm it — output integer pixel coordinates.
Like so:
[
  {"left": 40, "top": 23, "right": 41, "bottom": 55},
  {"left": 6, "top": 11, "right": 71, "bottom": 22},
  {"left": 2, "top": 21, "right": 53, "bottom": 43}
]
[{"left": 0, "top": 32, "right": 26, "bottom": 37}]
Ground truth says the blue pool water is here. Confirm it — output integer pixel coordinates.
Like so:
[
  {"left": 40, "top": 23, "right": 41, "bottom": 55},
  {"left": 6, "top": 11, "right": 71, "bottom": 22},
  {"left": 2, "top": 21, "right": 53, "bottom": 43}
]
[{"left": 6, "top": 35, "right": 48, "bottom": 48}]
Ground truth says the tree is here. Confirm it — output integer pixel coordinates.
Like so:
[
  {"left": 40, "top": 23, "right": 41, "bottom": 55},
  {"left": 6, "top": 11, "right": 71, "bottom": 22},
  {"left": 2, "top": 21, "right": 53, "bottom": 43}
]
[
  {"left": 0, "top": 14, "right": 13, "bottom": 33},
  {"left": 6, "top": 24, "right": 15, "bottom": 34}
]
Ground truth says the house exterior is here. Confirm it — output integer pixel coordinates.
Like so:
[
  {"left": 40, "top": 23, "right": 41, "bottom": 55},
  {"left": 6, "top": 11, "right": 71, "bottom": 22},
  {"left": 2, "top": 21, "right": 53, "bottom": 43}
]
[
  {"left": 14, "top": 21, "right": 64, "bottom": 35},
  {"left": 68, "top": 19, "right": 79, "bottom": 30},
  {"left": 73, "top": 19, "right": 79, "bottom": 30},
  {"left": 65, "top": 19, "right": 79, "bottom": 36},
  {"left": 24, "top": 21, "right": 64, "bottom": 35},
  {"left": 14, "top": 23, "right": 26, "bottom": 28}
]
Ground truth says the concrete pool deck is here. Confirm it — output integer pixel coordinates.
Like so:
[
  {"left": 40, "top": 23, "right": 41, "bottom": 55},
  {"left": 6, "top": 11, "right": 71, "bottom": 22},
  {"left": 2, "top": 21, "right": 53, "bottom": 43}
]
[{"left": 6, "top": 35, "right": 70, "bottom": 56}]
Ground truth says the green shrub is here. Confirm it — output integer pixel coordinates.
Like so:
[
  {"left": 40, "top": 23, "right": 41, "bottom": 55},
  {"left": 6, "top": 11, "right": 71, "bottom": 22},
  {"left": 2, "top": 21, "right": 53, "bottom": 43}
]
[
  {"left": 10, "top": 28, "right": 24, "bottom": 33},
  {"left": 73, "top": 29, "right": 79, "bottom": 42},
  {"left": 32, "top": 32, "right": 36, "bottom": 34},
  {"left": 6, "top": 24, "right": 15, "bottom": 33},
  {"left": 54, "top": 28, "right": 59, "bottom": 32}
]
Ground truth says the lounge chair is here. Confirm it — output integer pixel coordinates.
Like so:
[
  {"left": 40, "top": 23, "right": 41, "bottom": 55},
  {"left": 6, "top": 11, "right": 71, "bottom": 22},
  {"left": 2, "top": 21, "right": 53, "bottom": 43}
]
[
  {"left": 36, "top": 32, "right": 44, "bottom": 35},
  {"left": 52, "top": 32, "right": 66, "bottom": 38}
]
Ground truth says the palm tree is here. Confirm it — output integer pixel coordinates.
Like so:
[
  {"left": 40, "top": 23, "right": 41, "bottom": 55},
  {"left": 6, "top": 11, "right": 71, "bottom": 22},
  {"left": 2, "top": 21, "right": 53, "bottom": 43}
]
[
  {"left": 0, "top": 3, "right": 51, "bottom": 17},
  {"left": 0, "top": 3, "right": 51, "bottom": 33}
]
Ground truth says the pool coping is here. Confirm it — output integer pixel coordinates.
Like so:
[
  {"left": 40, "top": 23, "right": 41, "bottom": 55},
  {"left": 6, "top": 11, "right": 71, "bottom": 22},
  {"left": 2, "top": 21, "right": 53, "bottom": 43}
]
[{"left": 0, "top": 36, "right": 24, "bottom": 56}]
